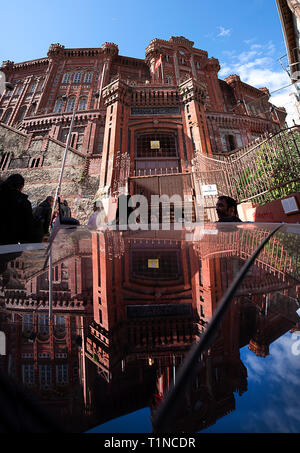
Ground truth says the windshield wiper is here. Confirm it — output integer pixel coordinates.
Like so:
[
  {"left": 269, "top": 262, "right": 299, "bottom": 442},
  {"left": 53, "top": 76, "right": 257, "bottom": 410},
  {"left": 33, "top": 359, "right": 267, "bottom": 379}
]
[{"left": 152, "top": 223, "right": 283, "bottom": 433}]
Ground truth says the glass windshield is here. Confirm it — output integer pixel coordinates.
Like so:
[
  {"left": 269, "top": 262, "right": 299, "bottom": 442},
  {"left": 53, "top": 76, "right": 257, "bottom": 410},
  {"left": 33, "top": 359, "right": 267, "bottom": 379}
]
[{"left": 0, "top": 223, "right": 299, "bottom": 433}]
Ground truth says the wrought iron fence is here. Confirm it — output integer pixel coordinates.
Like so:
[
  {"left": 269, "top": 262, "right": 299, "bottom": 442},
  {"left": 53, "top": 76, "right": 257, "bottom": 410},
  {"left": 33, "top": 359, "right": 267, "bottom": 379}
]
[{"left": 193, "top": 126, "right": 300, "bottom": 207}]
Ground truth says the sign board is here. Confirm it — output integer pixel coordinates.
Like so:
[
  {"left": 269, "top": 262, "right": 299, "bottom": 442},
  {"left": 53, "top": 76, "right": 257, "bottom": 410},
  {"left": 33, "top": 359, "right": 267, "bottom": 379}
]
[
  {"left": 148, "top": 259, "right": 159, "bottom": 269},
  {"left": 281, "top": 196, "right": 299, "bottom": 214},
  {"left": 150, "top": 140, "right": 160, "bottom": 149},
  {"left": 201, "top": 184, "right": 218, "bottom": 196}
]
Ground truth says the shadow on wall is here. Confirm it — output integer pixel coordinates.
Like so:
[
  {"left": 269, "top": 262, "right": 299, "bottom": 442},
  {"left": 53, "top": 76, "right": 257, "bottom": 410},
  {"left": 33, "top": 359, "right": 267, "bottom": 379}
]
[{"left": 238, "top": 193, "right": 300, "bottom": 223}]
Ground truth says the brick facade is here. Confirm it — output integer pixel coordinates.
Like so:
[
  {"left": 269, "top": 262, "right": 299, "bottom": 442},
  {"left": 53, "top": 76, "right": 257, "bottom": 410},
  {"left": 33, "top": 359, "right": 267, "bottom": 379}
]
[{"left": 0, "top": 36, "right": 287, "bottom": 217}]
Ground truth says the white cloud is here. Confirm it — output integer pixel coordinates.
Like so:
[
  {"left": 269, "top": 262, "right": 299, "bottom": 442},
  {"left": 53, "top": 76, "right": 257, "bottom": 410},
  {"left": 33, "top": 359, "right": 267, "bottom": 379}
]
[
  {"left": 217, "top": 26, "right": 231, "bottom": 38},
  {"left": 219, "top": 39, "right": 300, "bottom": 124}
]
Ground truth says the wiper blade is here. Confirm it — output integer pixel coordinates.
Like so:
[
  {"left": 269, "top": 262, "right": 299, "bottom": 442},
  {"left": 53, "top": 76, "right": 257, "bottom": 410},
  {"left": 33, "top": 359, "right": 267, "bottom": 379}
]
[{"left": 152, "top": 223, "right": 283, "bottom": 433}]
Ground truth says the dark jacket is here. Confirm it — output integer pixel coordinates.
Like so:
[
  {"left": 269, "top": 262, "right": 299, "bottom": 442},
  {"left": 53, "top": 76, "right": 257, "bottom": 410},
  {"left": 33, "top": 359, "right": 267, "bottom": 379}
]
[
  {"left": 217, "top": 215, "right": 242, "bottom": 222},
  {"left": 33, "top": 200, "right": 52, "bottom": 235},
  {"left": 0, "top": 187, "right": 41, "bottom": 245}
]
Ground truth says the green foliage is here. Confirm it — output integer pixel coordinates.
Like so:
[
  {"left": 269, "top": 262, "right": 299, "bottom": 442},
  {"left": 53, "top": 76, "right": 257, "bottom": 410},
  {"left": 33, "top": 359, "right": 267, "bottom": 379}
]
[{"left": 233, "top": 129, "right": 300, "bottom": 205}]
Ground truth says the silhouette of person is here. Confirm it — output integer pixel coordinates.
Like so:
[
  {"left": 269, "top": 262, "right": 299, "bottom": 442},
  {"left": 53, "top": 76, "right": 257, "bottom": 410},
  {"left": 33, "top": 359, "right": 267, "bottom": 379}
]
[
  {"left": 0, "top": 173, "right": 40, "bottom": 245},
  {"left": 33, "top": 196, "right": 54, "bottom": 236}
]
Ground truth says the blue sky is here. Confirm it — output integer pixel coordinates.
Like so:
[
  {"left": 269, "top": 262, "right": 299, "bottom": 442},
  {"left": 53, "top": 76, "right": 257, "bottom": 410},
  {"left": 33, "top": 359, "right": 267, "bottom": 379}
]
[
  {"left": 0, "top": 0, "right": 297, "bottom": 122},
  {"left": 86, "top": 331, "right": 300, "bottom": 433}
]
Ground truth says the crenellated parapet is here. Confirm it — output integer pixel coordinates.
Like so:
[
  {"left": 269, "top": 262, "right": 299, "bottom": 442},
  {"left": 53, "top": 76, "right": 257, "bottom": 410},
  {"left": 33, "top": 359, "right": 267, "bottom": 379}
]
[
  {"left": 102, "top": 78, "right": 130, "bottom": 106},
  {"left": 1, "top": 60, "right": 15, "bottom": 70},
  {"left": 178, "top": 77, "right": 208, "bottom": 105},
  {"left": 204, "top": 57, "right": 221, "bottom": 73},
  {"left": 169, "top": 36, "right": 194, "bottom": 48},
  {"left": 47, "top": 43, "right": 65, "bottom": 58},
  {"left": 101, "top": 42, "right": 119, "bottom": 57}
]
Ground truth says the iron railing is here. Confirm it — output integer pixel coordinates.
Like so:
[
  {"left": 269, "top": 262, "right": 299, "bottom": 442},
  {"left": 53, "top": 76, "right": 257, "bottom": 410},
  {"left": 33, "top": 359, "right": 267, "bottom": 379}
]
[{"left": 193, "top": 126, "right": 300, "bottom": 206}]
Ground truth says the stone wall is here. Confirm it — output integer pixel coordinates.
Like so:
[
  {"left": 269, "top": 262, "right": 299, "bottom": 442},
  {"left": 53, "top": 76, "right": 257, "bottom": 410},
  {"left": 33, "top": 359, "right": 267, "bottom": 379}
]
[{"left": 0, "top": 123, "right": 100, "bottom": 224}]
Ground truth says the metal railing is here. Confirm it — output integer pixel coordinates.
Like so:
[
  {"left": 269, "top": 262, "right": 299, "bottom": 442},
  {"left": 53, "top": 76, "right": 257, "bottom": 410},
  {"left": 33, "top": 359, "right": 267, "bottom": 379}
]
[{"left": 193, "top": 126, "right": 300, "bottom": 205}]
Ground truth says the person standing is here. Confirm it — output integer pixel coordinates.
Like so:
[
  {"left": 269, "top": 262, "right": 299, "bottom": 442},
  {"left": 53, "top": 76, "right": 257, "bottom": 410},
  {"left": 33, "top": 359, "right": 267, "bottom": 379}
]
[{"left": 33, "top": 196, "right": 54, "bottom": 237}]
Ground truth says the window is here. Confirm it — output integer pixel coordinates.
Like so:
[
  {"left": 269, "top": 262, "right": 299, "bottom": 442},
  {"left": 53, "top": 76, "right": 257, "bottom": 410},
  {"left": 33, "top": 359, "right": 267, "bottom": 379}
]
[
  {"left": 62, "top": 73, "right": 71, "bottom": 83},
  {"left": 136, "top": 133, "right": 177, "bottom": 158},
  {"left": 27, "top": 104, "right": 36, "bottom": 117},
  {"left": 226, "top": 134, "right": 236, "bottom": 151},
  {"left": 2, "top": 108, "right": 12, "bottom": 124},
  {"left": 22, "top": 313, "right": 33, "bottom": 332},
  {"left": 39, "top": 364, "right": 51, "bottom": 387},
  {"left": 56, "top": 364, "right": 68, "bottom": 385},
  {"left": 16, "top": 105, "right": 27, "bottom": 122},
  {"left": 37, "top": 79, "right": 44, "bottom": 91},
  {"left": 73, "top": 72, "right": 81, "bottom": 83},
  {"left": 29, "top": 156, "right": 42, "bottom": 168},
  {"left": 84, "top": 72, "right": 92, "bottom": 83},
  {"left": 78, "top": 96, "right": 87, "bottom": 110},
  {"left": 38, "top": 352, "right": 51, "bottom": 358},
  {"left": 22, "top": 364, "right": 34, "bottom": 385},
  {"left": 131, "top": 250, "right": 181, "bottom": 281},
  {"left": 165, "top": 76, "right": 172, "bottom": 84},
  {"left": 38, "top": 314, "right": 49, "bottom": 335},
  {"left": 29, "top": 81, "right": 37, "bottom": 93},
  {"left": 55, "top": 316, "right": 65, "bottom": 330},
  {"left": 54, "top": 97, "right": 64, "bottom": 113},
  {"left": 66, "top": 96, "right": 76, "bottom": 112},
  {"left": 0, "top": 152, "right": 11, "bottom": 171},
  {"left": 70, "top": 133, "right": 77, "bottom": 148},
  {"left": 165, "top": 55, "right": 170, "bottom": 63},
  {"left": 16, "top": 84, "right": 23, "bottom": 95}
]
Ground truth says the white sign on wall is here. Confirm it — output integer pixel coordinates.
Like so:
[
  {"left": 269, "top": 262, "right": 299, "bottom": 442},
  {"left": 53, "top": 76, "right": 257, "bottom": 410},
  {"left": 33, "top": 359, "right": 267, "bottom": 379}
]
[
  {"left": 201, "top": 184, "right": 218, "bottom": 196},
  {"left": 281, "top": 197, "right": 299, "bottom": 214}
]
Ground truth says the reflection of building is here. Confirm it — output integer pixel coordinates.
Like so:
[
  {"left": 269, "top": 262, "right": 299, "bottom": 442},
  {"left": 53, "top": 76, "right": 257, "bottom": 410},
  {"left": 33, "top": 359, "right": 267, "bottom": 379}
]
[
  {"left": 0, "top": 226, "right": 299, "bottom": 432},
  {"left": 84, "top": 227, "right": 300, "bottom": 432},
  {"left": 0, "top": 234, "right": 95, "bottom": 431},
  {"left": 0, "top": 36, "right": 286, "bottom": 219}
]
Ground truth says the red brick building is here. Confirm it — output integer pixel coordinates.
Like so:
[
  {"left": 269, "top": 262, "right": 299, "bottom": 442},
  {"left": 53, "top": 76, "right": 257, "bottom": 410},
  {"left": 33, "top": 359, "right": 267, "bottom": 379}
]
[{"left": 0, "top": 36, "right": 287, "bottom": 216}]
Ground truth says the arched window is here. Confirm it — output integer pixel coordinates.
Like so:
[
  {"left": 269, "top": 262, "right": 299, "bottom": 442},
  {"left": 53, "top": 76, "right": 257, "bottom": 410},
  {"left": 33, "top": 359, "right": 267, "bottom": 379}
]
[
  {"left": 73, "top": 72, "right": 81, "bottom": 83},
  {"left": 16, "top": 84, "right": 23, "bottom": 95},
  {"left": 2, "top": 108, "right": 12, "bottom": 124},
  {"left": 37, "top": 79, "right": 44, "bottom": 91},
  {"left": 54, "top": 97, "right": 64, "bottom": 113},
  {"left": 0, "top": 152, "right": 11, "bottom": 171},
  {"left": 66, "top": 96, "right": 76, "bottom": 112},
  {"left": 84, "top": 72, "right": 92, "bottom": 83},
  {"left": 27, "top": 104, "right": 36, "bottom": 117},
  {"left": 78, "top": 96, "right": 87, "bottom": 111},
  {"left": 29, "top": 156, "right": 43, "bottom": 168},
  {"left": 16, "top": 105, "right": 27, "bottom": 122},
  {"left": 29, "top": 80, "right": 37, "bottom": 93},
  {"left": 62, "top": 73, "right": 71, "bottom": 83}
]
